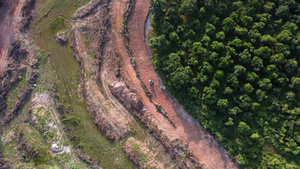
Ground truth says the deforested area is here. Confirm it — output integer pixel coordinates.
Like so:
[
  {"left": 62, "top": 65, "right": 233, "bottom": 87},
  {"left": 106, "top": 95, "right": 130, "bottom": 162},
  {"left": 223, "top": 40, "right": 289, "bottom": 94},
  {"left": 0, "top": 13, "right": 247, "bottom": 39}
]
[
  {"left": 150, "top": 0, "right": 300, "bottom": 168},
  {"left": 2, "top": 0, "right": 298, "bottom": 168},
  {"left": 0, "top": 0, "right": 180, "bottom": 168}
]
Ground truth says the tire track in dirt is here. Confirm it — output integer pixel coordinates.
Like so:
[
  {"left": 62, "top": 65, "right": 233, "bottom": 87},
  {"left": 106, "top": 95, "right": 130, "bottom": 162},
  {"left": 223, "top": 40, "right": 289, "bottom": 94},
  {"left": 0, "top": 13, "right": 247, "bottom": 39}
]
[
  {"left": 113, "top": 0, "right": 240, "bottom": 168},
  {"left": 110, "top": 0, "right": 170, "bottom": 129},
  {"left": 72, "top": 24, "right": 129, "bottom": 140},
  {"left": 101, "top": 73, "right": 142, "bottom": 132}
]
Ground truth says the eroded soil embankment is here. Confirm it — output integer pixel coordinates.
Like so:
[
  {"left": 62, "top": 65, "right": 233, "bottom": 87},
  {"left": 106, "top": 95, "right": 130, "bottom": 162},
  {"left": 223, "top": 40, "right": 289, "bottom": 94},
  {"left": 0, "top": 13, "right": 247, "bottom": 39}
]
[
  {"left": 121, "top": 0, "right": 239, "bottom": 168},
  {"left": 0, "top": 0, "right": 42, "bottom": 168},
  {"left": 71, "top": 0, "right": 136, "bottom": 141},
  {"left": 107, "top": 0, "right": 202, "bottom": 167},
  {"left": 0, "top": 0, "right": 26, "bottom": 74},
  {"left": 0, "top": 0, "right": 16, "bottom": 58},
  {"left": 0, "top": 0, "right": 20, "bottom": 99},
  {"left": 0, "top": 0, "right": 38, "bottom": 122},
  {"left": 71, "top": 0, "right": 176, "bottom": 168}
]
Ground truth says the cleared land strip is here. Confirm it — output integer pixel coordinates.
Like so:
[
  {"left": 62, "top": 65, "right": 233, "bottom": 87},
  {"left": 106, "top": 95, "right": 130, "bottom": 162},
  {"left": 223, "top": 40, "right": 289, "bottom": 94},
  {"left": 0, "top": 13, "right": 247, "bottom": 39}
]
[{"left": 124, "top": 0, "right": 239, "bottom": 168}]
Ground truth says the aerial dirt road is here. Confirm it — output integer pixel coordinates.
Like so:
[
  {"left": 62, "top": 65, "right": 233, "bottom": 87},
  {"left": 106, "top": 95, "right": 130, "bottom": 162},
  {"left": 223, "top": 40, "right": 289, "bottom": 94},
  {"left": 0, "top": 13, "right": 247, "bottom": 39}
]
[
  {"left": 116, "top": 0, "right": 239, "bottom": 168},
  {"left": 0, "top": 0, "right": 238, "bottom": 167},
  {"left": 0, "top": 0, "right": 24, "bottom": 74}
]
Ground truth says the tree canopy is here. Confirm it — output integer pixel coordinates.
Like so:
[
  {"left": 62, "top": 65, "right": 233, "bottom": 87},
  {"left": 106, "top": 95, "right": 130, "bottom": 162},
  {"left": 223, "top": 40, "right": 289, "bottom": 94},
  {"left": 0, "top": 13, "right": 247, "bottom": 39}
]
[{"left": 150, "top": 0, "right": 300, "bottom": 167}]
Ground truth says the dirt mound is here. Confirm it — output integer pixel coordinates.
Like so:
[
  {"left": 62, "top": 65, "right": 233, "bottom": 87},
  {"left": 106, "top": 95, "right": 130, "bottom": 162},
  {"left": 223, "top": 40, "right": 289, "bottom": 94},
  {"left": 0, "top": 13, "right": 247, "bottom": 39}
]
[
  {"left": 56, "top": 32, "right": 68, "bottom": 44},
  {"left": 0, "top": 39, "right": 38, "bottom": 113},
  {"left": 0, "top": 0, "right": 38, "bottom": 117},
  {"left": 109, "top": 81, "right": 143, "bottom": 111},
  {"left": 0, "top": 0, "right": 25, "bottom": 76},
  {"left": 0, "top": 41, "right": 30, "bottom": 113},
  {"left": 69, "top": 0, "right": 238, "bottom": 168},
  {"left": 144, "top": 116, "right": 203, "bottom": 168}
]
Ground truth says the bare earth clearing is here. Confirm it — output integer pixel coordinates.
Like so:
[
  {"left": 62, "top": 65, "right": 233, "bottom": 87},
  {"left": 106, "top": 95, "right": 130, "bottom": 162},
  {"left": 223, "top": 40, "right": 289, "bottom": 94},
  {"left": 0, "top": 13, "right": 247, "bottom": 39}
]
[
  {"left": 71, "top": 0, "right": 176, "bottom": 168},
  {"left": 124, "top": 0, "right": 239, "bottom": 168},
  {"left": 0, "top": 0, "right": 239, "bottom": 168}
]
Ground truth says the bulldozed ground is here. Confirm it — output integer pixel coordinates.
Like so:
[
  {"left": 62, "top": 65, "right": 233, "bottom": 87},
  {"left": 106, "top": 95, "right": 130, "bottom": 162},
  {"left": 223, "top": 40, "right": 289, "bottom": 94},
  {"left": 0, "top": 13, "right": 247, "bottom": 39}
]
[
  {"left": 0, "top": 0, "right": 239, "bottom": 168},
  {"left": 126, "top": 0, "right": 238, "bottom": 168}
]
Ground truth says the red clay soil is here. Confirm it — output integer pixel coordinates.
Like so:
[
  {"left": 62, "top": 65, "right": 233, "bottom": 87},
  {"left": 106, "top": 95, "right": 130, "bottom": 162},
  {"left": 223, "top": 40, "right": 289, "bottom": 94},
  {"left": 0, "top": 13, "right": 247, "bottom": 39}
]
[
  {"left": 0, "top": 0, "right": 24, "bottom": 74},
  {"left": 110, "top": 0, "right": 164, "bottom": 121},
  {"left": 124, "top": 0, "right": 239, "bottom": 168}
]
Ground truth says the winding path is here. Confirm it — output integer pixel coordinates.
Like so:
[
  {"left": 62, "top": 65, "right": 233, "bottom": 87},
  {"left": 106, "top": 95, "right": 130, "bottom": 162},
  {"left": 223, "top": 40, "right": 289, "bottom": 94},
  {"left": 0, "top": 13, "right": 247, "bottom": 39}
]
[{"left": 112, "top": 0, "right": 239, "bottom": 168}]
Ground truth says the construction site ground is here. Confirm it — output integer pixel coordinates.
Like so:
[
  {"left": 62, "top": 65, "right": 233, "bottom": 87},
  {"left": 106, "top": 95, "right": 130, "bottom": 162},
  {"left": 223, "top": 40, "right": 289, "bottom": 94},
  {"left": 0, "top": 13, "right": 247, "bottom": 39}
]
[{"left": 0, "top": 0, "right": 239, "bottom": 168}]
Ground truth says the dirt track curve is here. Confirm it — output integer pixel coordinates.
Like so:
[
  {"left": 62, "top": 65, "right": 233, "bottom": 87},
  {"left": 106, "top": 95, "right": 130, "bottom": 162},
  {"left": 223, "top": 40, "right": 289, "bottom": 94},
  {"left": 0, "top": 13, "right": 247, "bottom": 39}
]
[
  {"left": 0, "top": 0, "right": 239, "bottom": 167},
  {"left": 111, "top": 0, "right": 239, "bottom": 168}
]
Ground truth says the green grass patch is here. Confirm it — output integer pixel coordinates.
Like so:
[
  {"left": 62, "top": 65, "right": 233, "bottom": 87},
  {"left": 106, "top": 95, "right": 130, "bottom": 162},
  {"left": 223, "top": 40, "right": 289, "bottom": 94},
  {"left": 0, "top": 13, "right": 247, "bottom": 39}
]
[
  {"left": 37, "top": 48, "right": 48, "bottom": 69},
  {"left": 49, "top": 16, "right": 65, "bottom": 34}
]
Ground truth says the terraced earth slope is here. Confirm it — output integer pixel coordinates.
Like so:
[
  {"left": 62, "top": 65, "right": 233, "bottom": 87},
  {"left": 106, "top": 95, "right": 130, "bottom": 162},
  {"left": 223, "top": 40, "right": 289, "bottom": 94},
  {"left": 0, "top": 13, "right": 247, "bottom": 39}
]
[{"left": 0, "top": 0, "right": 238, "bottom": 168}]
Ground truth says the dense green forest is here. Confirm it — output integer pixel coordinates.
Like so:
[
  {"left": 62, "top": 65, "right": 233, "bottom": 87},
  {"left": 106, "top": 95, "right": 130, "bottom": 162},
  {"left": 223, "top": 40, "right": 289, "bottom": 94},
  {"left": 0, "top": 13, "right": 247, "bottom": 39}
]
[{"left": 149, "top": 0, "right": 300, "bottom": 168}]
